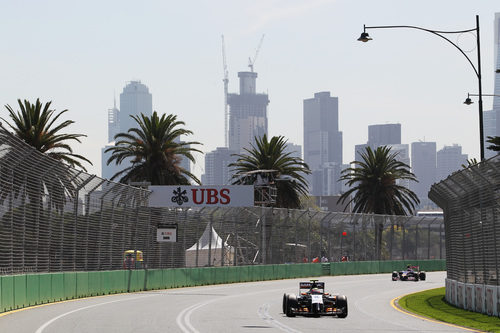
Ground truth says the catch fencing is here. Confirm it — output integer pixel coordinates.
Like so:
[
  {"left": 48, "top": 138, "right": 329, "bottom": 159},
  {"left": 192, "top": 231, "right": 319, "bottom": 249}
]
[
  {"left": 429, "top": 155, "right": 500, "bottom": 316},
  {"left": 0, "top": 124, "right": 444, "bottom": 275}
]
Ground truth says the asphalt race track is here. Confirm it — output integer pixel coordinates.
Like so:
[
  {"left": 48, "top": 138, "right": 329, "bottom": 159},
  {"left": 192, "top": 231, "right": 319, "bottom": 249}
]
[{"left": 0, "top": 271, "right": 475, "bottom": 333}]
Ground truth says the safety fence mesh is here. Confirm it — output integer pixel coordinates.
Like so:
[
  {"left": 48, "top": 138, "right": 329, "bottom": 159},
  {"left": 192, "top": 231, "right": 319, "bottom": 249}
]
[
  {"left": 0, "top": 124, "right": 444, "bottom": 275},
  {"left": 429, "top": 155, "right": 500, "bottom": 286}
]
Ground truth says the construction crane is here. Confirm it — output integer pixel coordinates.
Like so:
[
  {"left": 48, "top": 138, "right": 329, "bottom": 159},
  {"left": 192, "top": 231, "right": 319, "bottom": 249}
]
[
  {"left": 221, "top": 34, "right": 229, "bottom": 147},
  {"left": 248, "top": 34, "right": 265, "bottom": 72}
]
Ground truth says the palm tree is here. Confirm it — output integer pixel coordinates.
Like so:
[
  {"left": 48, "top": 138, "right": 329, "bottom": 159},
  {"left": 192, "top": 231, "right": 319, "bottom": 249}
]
[
  {"left": 229, "top": 135, "right": 310, "bottom": 209},
  {"left": 1, "top": 99, "right": 91, "bottom": 211},
  {"left": 338, "top": 146, "right": 419, "bottom": 259},
  {"left": 105, "top": 111, "right": 202, "bottom": 185},
  {"left": 2, "top": 98, "right": 91, "bottom": 170},
  {"left": 461, "top": 158, "right": 479, "bottom": 169},
  {"left": 486, "top": 136, "right": 500, "bottom": 152}
]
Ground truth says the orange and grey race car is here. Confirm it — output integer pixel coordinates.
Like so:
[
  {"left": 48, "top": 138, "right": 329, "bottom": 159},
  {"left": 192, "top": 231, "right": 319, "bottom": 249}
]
[{"left": 282, "top": 280, "right": 348, "bottom": 318}]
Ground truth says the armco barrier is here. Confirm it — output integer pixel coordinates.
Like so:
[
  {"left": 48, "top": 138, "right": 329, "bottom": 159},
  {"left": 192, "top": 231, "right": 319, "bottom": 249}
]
[{"left": 0, "top": 259, "right": 445, "bottom": 314}]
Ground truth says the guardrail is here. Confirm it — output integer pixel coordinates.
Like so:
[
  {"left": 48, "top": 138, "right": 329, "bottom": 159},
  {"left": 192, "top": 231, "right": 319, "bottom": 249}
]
[{"left": 0, "top": 259, "right": 445, "bottom": 314}]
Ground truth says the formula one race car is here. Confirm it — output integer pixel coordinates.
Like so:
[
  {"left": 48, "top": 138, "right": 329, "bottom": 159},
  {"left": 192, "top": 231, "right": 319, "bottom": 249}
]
[
  {"left": 282, "top": 280, "right": 348, "bottom": 318},
  {"left": 392, "top": 265, "right": 426, "bottom": 281}
]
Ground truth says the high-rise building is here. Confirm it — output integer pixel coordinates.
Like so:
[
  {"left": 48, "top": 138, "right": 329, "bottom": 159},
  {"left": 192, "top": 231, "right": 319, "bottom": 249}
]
[
  {"left": 284, "top": 142, "right": 302, "bottom": 160},
  {"left": 303, "top": 92, "right": 343, "bottom": 195},
  {"left": 436, "top": 144, "right": 468, "bottom": 182},
  {"left": 410, "top": 141, "right": 437, "bottom": 207},
  {"left": 202, "top": 147, "right": 238, "bottom": 185},
  {"left": 387, "top": 143, "right": 410, "bottom": 188},
  {"left": 173, "top": 136, "right": 192, "bottom": 182},
  {"left": 487, "top": 13, "right": 500, "bottom": 156},
  {"left": 304, "top": 92, "right": 342, "bottom": 170},
  {"left": 102, "top": 81, "right": 153, "bottom": 180},
  {"left": 119, "top": 81, "right": 152, "bottom": 133},
  {"left": 107, "top": 97, "right": 120, "bottom": 142},
  {"left": 354, "top": 124, "right": 401, "bottom": 165},
  {"left": 483, "top": 109, "right": 497, "bottom": 159},
  {"left": 354, "top": 143, "right": 369, "bottom": 163},
  {"left": 493, "top": 13, "right": 500, "bottom": 115},
  {"left": 368, "top": 123, "right": 401, "bottom": 148},
  {"left": 354, "top": 124, "right": 401, "bottom": 163},
  {"left": 228, "top": 72, "right": 269, "bottom": 153}
]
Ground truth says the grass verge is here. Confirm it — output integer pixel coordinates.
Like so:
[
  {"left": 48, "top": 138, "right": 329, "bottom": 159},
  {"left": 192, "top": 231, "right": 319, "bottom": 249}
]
[{"left": 398, "top": 287, "right": 500, "bottom": 332}]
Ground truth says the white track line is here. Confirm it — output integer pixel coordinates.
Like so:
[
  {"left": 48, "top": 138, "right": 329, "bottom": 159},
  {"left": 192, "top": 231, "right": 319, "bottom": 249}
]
[
  {"left": 35, "top": 295, "right": 156, "bottom": 333},
  {"left": 176, "top": 286, "right": 289, "bottom": 333},
  {"left": 258, "top": 303, "right": 303, "bottom": 333}
]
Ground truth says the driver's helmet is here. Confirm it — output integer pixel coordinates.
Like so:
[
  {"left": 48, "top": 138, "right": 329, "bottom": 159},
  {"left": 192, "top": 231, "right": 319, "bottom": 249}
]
[{"left": 311, "top": 287, "right": 322, "bottom": 294}]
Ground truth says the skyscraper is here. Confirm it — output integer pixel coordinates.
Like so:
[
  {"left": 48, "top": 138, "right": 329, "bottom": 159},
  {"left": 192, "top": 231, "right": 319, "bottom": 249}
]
[
  {"left": 487, "top": 13, "right": 500, "bottom": 157},
  {"left": 483, "top": 109, "right": 497, "bottom": 159},
  {"left": 493, "top": 13, "right": 500, "bottom": 114},
  {"left": 228, "top": 71, "right": 269, "bottom": 153},
  {"left": 411, "top": 141, "right": 437, "bottom": 207},
  {"left": 387, "top": 143, "right": 410, "bottom": 188},
  {"left": 303, "top": 92, "right": 343, "bottom": 195},
  {"left": 202, "top": 147, "right": 238, "bottom": 185},
  {"left": 107, "top": 97, "right": 119, "bottom": 142},
  {"left": 119, "top": 81, "right": 152, "bottom": 133},
  {"left": 354, "top": 124, "right": 401, "bottom": 164},
  {"left": 436, "top": 144, "right": 468, "bottom": 182},
  {"left": 284, "top": 142, "right": 302, "bottom": 160},
  {"left": 102, "top": 81, "right": 153, "bottom": 180},
  {"left": 354, "top": 143, "right": 369, "bottom": 163},
  {"left": 368, "top": 123, "right": 401, "bottom": 148}
]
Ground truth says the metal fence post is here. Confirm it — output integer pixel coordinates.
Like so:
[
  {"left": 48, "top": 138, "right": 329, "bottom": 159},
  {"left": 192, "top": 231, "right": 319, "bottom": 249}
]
[
  {"left": 415, "top": 223, "right": 419, "bottom": 260},
  {"left": 84, "top": 179, "right": 105, "bottom": 271},
  {"left": 402, "top": 224, "right": 405, "bottom": 261},
  {"left": 207, "top": 208, "right": 219, "bottom": 267}
]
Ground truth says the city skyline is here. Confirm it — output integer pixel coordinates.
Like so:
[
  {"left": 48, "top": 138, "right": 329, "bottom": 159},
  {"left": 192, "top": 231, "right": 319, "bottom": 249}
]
[{"left": 1, "top": 1, "right": 500, "bottom": 180}]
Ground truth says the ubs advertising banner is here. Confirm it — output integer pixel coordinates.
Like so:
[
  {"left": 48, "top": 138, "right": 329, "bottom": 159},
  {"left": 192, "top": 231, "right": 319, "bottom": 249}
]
[{"left": 148, "top": 185, "right": 254, "bottom": 207}]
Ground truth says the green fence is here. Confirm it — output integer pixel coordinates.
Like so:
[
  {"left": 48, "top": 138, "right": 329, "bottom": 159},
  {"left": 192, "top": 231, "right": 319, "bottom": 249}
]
[{"left": 0, "top": 259, "right": 445, "bottom": 314}]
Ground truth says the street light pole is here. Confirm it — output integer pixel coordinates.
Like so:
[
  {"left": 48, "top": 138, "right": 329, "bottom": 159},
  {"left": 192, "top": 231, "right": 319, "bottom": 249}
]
[
  {"left": 476, "top": 15, "right": 484, "bottom": 161},
  {"left": 464, "top": 93, "right": 500, "bottom": 105},
  {"left": 359, "top": 15, "right": 484, "bottom": 160}
]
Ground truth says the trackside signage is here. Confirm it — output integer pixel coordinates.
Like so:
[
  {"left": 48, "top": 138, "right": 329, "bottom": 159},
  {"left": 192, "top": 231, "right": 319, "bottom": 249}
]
[{"left": 148, "top": 185, "right": 254, "bottom": 207}]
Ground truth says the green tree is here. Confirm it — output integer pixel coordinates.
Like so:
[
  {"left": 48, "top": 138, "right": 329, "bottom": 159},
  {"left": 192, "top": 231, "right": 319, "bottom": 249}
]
[
  {"left": 105, "top": 111, "right": 202, "bottom": 185},
  {"left": 1, "top": 99, "right": 91, "bottom": 211},
  {"left": 337, "top": 146, "right": 420, "bottom": 259},
  {"left": 2, "top": 98, "right": 91, "bottom": 170},
  {"left": 229, "top": 135, "right": 310, "bottom": 209},
  {"left": 486, "top": 136, "right": 500, "bottom": 152}
]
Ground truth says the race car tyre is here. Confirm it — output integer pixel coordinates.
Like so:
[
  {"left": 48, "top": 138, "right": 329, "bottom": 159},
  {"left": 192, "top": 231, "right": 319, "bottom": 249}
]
[
  {"left": 419, "top": 272, "right": 426, "bottom": 281},
  {"left": 336, "top": 295, "right": 348, "bottom": 318},
  {"left": 282, "top": 293, "right": 288, "bottom": 313},
  {"left": 392, "top": 271, "right": 398, "bottom": 281},
  {"left": 286, "top": 294, "right": 297, "bottom": 317}
]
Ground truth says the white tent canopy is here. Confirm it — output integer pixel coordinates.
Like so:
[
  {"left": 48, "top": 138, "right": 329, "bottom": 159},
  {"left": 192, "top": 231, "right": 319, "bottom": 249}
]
[
  {"left": 187, "top": 224, "right": 226, "bottom": 251},
  {"left": 185, "top": 224, "right": 234, "bottom": 267}
]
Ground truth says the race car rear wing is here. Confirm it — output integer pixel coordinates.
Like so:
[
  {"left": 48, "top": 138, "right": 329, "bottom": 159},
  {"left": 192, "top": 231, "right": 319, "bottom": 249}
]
[{"left": 299, "top": 281, "right": 325, "bottom": 289}]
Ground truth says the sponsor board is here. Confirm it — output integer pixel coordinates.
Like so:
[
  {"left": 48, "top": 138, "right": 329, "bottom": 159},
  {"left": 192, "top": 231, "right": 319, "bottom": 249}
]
[
  {"left": 157, "top": 224, "right": 177, "bottom": 242},
  {"left": 148, "top": 185, "right": 254, "bottom": 207}
]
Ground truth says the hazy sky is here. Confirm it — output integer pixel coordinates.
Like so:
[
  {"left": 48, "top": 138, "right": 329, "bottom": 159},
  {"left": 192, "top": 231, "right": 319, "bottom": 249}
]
[{"left": 1, "top": 0, "right": 499, "bottom": 179}]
